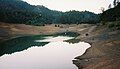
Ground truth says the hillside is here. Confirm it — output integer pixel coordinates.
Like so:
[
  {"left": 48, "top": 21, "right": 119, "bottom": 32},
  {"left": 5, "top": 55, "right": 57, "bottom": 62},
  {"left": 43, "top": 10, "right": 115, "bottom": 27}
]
[
  {"left": 0, "top": 22, "right": 96, "bottom": 42},
  {"left": 101, "top": 3, "right": 120, "bottom": 21},
  {"left": 0, "top": 0, "right": 120, "bottom": 69},
  {"left": 0, "top": 0, "right": 99, "bottom": 25},
  {"left": 100, "top": 3, "right": 120, "bottom": 30},
  {"left": 73, "top": 23, "right": 120, "bottom": 69},
  {"left": 0, "top": 21, "right": 120, "bottom": 69},
  {"left": 73, "top": 2, "right": 120, "bottom": 69}
]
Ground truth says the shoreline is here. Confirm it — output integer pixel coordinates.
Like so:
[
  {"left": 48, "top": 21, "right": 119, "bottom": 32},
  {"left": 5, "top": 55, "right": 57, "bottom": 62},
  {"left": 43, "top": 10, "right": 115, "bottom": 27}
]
[
  {"left": 0, "top": 22, "right": 120, "bottom": 69},
  {"left": 73, "top": 26, "right": 120, "bottom": 69}
]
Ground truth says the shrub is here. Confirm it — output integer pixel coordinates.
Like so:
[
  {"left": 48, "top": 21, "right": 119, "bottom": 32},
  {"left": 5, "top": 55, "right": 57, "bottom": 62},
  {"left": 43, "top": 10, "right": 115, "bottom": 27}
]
[{"left": 108, "top": 21, "right": 120, "bottom": 30}]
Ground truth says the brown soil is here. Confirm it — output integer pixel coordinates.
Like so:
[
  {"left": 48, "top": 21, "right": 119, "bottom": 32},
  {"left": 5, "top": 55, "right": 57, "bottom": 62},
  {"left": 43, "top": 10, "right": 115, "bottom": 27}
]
[
  {"left": 0, "top": 22, "right": 93, "bottom": 41},
  {"left": 73, "top": 25, "right": 120, "bottom": 69},
  {"left": 0, "top": 22, "right": 120, "bottom": 69}
]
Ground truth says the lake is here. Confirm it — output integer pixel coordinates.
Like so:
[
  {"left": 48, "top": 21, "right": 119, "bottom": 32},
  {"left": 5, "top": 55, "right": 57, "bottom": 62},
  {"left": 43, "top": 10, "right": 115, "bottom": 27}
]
[{"left": 0, "top": 33, "right": 91, "bottom": 69}]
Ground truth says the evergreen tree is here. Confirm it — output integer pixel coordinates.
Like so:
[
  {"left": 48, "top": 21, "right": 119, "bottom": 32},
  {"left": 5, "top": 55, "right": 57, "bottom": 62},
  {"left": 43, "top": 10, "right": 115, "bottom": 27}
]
[
  {"left": 113, "top": 0, "right": 117, "bottom": 7},
  {"left": 108, "top": 4, "right": 112, "bottom": 9},
  {"left": 0, "top": 0, "right": 100, "bottom": 25}
]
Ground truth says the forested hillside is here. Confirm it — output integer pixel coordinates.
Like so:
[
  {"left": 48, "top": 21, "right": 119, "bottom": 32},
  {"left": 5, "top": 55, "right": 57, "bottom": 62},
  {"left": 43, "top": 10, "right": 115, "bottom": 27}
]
[
  {"left": 0, "top": 0, "right": 99, "bottom": 25},
  {"left": 101, "top": 3, "right": 120, "bottom": 21},
  {"left": 60, "top": 10, "right": 99, "bottom": 24},
  {"left": 100, "top": 2, "right": 120, "bottom": 30}
]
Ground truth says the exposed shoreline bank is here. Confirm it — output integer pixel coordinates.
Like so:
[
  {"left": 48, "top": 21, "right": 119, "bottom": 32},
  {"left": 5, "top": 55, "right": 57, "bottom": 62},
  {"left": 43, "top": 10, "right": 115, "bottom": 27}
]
[
  {"left": 73, "top": 26, "right": 120, "bottom": 69},
  {"left": 0, "top": 22, "right": 120, "bottom": 69}
]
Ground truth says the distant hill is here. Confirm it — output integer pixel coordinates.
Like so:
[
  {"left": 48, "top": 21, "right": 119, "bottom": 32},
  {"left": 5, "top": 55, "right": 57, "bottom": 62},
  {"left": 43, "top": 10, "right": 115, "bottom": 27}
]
[
  {"left": 0, "top": 0, "right": 99, "bottom": 25},
  {"left": 100, "top": 3, "right": 120, "bottom": 30},
  {"left": 60, "top": 10, "right": 99, "bottom": 24},
  {"left": 100, "top": 3, "right": 120, "bottom": 21}
]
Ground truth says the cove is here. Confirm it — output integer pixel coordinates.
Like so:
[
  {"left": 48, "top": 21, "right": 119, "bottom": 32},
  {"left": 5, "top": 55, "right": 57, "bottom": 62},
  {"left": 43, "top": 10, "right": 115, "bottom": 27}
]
[{"left": 0, "top": 35, "right": 91, "bottom": 69}]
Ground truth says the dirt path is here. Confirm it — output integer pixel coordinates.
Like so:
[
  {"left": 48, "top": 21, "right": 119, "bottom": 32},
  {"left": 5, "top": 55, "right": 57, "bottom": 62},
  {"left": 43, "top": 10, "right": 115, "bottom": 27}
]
[{"left": 88, "top": 26, "right": 96, "bottom": 33}]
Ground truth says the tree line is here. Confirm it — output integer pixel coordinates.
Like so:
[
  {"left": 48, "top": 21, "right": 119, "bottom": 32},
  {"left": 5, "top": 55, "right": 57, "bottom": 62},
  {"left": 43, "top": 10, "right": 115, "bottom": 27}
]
[
  {"left": 0, "top": 0, "right": 100, "bottom": 25},
  {"left": 100, "top": 0, "right": 120, "bottom": 21},
  {"left": 100, "top": 0, "right": 120, "bottom": 30}
]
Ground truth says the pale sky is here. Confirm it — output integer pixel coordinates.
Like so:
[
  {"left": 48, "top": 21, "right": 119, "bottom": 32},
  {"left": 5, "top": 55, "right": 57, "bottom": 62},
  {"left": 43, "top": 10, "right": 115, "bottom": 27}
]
[{"left": 23, "top": 0, "right": 113, "bottom": 13}]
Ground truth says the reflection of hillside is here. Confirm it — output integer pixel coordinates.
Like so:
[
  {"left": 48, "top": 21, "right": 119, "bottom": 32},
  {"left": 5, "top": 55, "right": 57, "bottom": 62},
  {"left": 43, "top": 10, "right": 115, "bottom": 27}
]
[
  {"left": 0, "top": 36, "right": 49, "bottom": 57},
  {"left": 0, "top": 32, "right": 79, "bottom": 57}
]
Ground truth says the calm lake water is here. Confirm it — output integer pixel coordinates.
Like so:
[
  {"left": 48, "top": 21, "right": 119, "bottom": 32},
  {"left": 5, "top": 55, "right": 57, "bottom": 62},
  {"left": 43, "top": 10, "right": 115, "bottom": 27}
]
[{"left": 0, "top": 36, "right": 91, "bottom": 69}]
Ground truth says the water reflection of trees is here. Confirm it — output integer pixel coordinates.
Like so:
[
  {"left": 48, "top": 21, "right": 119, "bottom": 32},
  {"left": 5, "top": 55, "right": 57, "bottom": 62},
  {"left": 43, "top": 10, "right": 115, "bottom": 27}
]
[
  {"left": 0, "top": 32, "right": 79, "bottom": 57},
  {"left": 0, "top": 36, "right": 49, "bottom": 57}
]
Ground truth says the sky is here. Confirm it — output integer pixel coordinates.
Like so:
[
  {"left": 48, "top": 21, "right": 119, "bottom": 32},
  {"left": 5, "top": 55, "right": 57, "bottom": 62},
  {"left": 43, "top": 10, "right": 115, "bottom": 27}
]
[{"left": 23, "top": 0, "right": 113, "bottom": 13}]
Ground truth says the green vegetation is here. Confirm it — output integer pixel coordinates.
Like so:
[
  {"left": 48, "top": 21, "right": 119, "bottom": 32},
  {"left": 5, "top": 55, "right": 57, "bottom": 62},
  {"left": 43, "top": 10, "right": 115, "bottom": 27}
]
[
  {"left": 100, "top": 1, "right": 120, "bottom": 30},
  {"left": 65, "top": 39, "right": 81, "bottom": 44},
  {"left": 0, "top": 0, "right": 99, "bottom": 25},
  {"left": 107, "top": 21, "right": 120, "bottom": 30},
  {"left": 52, "top": 32, "right": 80, "bottom": 37},
  {"left": 0, "top": 0, "right": 120, "bottom": 56},
  {"left": 60, "top": 10, "right": 99, "bottom": 24},
  {"left": 0, "top": 0, "right": 119, "bottom": 27},
  {"left": 0, "top": 32, "right": 80, "bottom": 56},
  {"left": 100, "top": 3, "right": 120, "bottom": 21},
  {"left": 0, "top": 35, "right": 49, "bottom": 56}
]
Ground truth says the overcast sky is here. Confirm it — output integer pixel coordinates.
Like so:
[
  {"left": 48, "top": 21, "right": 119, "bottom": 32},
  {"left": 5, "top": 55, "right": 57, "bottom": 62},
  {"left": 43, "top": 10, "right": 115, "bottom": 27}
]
[{"left": 23, "top": 0, "right": 113, "bottom": 13}]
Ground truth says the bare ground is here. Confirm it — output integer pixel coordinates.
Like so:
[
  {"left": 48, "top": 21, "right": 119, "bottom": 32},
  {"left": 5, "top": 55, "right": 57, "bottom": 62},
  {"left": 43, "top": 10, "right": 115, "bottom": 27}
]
[
  {"left": 73, "top": 25, "right": 120, "bottom": 69},
  {"left": 0, "top": 22, "right": 120, "bottom": 69},
  {"left": 0, "top": 22, "right": 94, "bottom": 41}
]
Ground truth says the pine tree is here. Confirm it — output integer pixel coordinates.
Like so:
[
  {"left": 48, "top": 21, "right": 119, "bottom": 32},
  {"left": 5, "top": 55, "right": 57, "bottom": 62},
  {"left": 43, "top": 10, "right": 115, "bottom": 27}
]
[
  {"left": 100, "top": 7, "right": 105, "bottom": 13},
  {"left": 117, "top": 0, "right": 120, "bottom": 5},
  {"left": 108, "top": 4, "right": 112, "bottom": 9},
  {"left": 113, "top": 0, "right": 117, "bottom": 7}
]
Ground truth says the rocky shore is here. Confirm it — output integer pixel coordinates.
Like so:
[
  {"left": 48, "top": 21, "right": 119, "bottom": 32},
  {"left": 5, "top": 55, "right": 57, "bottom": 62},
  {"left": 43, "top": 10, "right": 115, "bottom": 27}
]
[{"left": 0, "top": 22, "right": 120, "bottom": 69}]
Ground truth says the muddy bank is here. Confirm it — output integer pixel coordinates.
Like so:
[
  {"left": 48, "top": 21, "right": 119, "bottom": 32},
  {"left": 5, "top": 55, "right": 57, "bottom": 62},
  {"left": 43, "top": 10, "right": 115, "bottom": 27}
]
[
  {"left": 0, "top": 22, "right": 120, "bottom": 69},
  {"left": 73, "top": 26, "right": 120, "bottom": 69},
  {"left": 0, "top": 22, "right": 94, "bottom": 42}
]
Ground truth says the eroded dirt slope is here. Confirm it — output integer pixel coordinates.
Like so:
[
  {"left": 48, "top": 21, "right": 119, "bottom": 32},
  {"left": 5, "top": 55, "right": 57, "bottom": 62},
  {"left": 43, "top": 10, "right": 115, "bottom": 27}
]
[{"left": 73, "top": 25, "right": 120, "bottom": 69}]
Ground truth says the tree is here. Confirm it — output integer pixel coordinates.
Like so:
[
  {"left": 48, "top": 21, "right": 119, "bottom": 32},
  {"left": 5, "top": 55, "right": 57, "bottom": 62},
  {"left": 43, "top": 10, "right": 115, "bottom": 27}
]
[
  {"left": 100, "top": 2, "right": 120, "bottom": 21},
  {"left": 113, "top": 0, "right": 117, "bottom": 7},
  {"left": 0, "top": 0, "right": 100, "bottom": 25},
  {"left": 113, "top": 0, "right": 120, "bottom": 7},
  {"left": 100, "top": 7, "right": 105, "bottom": 13},
  {"left": 117, "top": 0, "right": 120, "bottom": 5},
  {"left": 108, "top": 4, "right": 112, "bottom": 9}
]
